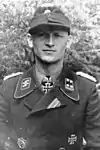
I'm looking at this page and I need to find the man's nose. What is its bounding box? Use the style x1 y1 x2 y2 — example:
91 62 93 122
45 34 54 48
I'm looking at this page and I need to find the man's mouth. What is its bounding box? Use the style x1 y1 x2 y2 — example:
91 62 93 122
43 49 56 52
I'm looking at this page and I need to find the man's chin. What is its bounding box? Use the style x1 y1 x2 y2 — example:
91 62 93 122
41 59 55 64
35 56 60 64
40 58 58 64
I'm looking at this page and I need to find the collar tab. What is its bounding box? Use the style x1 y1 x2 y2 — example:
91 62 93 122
57 67 80 101
14 68 36 99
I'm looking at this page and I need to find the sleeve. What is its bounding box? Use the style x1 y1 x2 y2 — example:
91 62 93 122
84 83 100 150
0 84 20 150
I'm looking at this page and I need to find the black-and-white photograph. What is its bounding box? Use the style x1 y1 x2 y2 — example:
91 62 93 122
0 0 100 150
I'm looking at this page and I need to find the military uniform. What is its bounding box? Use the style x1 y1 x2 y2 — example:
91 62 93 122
0 3 100 150
0 65 100 150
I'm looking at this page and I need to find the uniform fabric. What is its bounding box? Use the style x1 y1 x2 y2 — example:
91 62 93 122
0 65 100 150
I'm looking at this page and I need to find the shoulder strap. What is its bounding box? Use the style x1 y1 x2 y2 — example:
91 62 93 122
76 71 97 82
4 72 23 81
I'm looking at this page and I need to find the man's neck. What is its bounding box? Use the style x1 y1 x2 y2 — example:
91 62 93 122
35 59 63 76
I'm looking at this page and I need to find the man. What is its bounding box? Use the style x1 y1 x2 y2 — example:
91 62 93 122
0 4 100 150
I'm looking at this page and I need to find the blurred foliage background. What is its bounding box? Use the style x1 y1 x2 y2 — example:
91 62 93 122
0 0 100 81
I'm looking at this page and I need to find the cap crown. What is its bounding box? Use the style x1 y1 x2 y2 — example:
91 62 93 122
29 6 71 35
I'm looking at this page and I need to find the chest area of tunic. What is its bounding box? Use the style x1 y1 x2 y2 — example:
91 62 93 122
11 87 85 133
9 87 86 150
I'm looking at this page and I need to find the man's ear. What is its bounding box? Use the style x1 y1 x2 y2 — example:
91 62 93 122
27 33 33 48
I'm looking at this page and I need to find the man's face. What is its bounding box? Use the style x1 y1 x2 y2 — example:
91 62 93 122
32 26 69 63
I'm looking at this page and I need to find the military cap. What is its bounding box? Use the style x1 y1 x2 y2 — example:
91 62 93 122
29 5 71 35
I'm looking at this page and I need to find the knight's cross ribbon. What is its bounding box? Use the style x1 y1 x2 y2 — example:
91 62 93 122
41 76 53 94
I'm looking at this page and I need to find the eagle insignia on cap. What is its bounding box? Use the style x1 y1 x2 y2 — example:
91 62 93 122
44 9 52 18
44 9 51 14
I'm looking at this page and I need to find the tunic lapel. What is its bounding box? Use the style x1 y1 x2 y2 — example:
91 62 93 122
27 87 67 117
14 64 80 118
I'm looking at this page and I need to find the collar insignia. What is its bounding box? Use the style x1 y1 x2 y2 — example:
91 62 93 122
68 134 77 145
65 78 74 91
21 78 31 91
57 66 80 101
47 98 61 109
14 67 36 99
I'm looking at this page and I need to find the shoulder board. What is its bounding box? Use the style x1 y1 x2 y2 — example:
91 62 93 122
76 71 97 82
4 72 23 81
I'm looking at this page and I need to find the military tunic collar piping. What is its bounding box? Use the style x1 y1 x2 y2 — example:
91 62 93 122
14 64 80 102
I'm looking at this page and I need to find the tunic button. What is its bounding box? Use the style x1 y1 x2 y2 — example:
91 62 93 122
59 147 66 150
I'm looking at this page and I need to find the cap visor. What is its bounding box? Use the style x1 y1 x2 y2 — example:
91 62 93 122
29 24 70 35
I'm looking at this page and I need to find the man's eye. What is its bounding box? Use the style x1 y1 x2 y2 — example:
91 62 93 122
38 32 44 36
54 33 63 37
